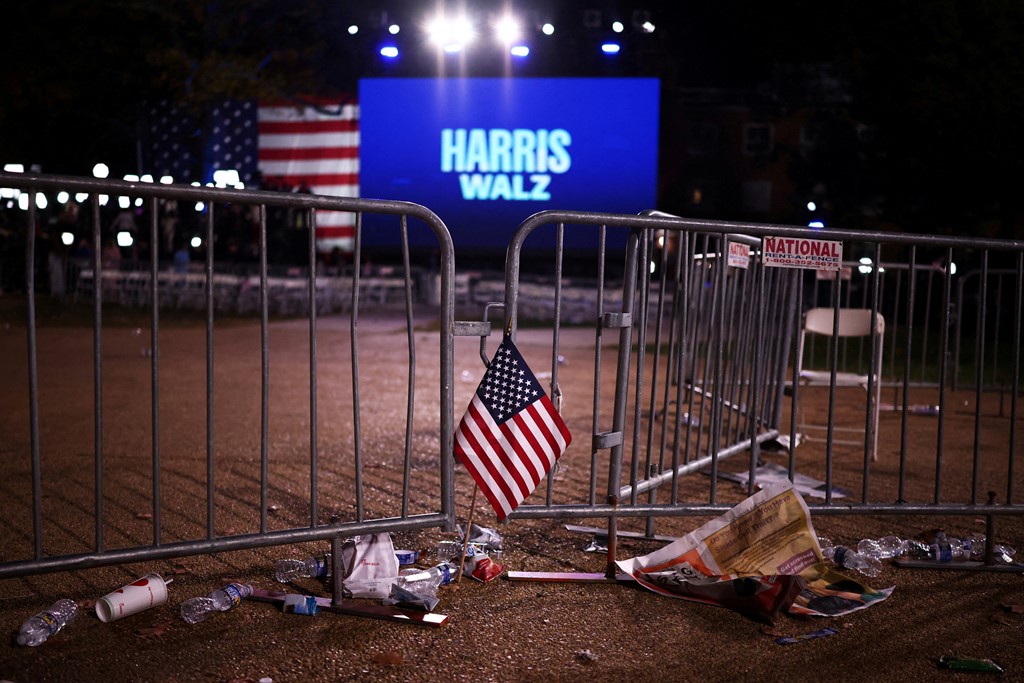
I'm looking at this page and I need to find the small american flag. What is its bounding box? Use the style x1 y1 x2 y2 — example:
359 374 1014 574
454 335 572 521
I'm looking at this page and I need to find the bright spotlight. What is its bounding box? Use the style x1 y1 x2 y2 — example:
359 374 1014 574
601 42 621 54
75 193 88 202
510 45 530 57
858 257 873 274
123 174 139 182
495 16 520 43
159 176 173 184
213 169 241 188
93 163 109 179
541 23 554 35
195 201 205 212
17 195 29 210
134 198 143 207
428 15 474 52
118 196 130 209
3 163 24 173
61 232 75 246
808 220 825 229
57 191 69 204
35 193 48 210
612 21 624 33
190 236 202 248
641 21 655 33
99 195 109 206
388 24 400 35
347 24 358 35
807 201 817 211
116 231 133 248
380 45 399 58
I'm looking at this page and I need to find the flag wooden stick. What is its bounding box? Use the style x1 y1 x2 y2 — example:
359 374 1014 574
455 485 479 584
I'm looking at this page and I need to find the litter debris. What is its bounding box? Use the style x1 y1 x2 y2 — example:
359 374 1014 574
339 534 399 599
383 584 439 613
394 549 419 566
583 535 608 553
460 548 505 583
282 594 320 616
180 583 252 625
576 649 598 663
457 523 504 555
938 655 1004 673
617 481 894 620
96 573 172 623
774 627 840 645
274 554 330 583
16 599 78 646
713 462 850 500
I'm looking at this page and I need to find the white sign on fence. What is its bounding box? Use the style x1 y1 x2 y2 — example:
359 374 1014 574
762 236 842 271
727 242 751 269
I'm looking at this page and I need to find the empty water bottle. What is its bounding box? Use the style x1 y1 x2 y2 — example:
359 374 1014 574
180 583 253 625
857 536 906 560
928 531 971 562
17 599 78 646
395 562 457 598
819 537 882 577
274 554 331 583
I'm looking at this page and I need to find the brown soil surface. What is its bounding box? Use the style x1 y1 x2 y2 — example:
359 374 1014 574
1 300 1023 683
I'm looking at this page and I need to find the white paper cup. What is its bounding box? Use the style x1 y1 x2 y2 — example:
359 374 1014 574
95 573 170 623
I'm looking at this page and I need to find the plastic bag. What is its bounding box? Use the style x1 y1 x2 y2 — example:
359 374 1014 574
339 533 399 599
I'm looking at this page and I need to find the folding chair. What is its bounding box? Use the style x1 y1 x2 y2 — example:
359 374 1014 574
795 307 885 461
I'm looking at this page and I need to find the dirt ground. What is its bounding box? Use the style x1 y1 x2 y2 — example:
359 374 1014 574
1 299 1023 683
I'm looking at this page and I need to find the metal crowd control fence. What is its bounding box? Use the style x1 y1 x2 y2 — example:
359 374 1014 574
0 172 456 591
490 210 1024 575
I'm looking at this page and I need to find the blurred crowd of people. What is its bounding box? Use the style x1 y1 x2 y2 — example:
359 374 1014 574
0 184 336 297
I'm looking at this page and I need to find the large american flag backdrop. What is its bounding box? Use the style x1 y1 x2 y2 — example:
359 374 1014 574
146 98 359 253
454 335 572 521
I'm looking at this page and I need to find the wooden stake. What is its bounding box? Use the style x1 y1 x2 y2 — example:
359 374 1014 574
455 485 479 584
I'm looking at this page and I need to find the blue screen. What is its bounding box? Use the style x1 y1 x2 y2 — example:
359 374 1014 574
358 78 660 250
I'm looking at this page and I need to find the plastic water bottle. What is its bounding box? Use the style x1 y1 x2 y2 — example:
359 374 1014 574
274 554 331 583
395 562 457 597
818 538 882 577
180 583 253 625
17 599 78 646
928 531 971 562
857 536 906 559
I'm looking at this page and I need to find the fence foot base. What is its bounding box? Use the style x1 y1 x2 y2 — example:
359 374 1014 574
505 571 631 583
250 588 448 626
892 559 1024 573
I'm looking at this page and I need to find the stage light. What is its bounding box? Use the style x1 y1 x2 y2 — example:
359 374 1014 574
510 45 529 57
92 163 109 178
190 236 202 248
807 201 817 211
57 191 69 204
75 193 88 202
858 257 873 274
347 24 358 35
116 231 133 247
34 192 48 210
541 23 554 35
427 15 474 52
62 232 74 246
601 42 621 54
494 16 520 43
808 220 825 229
118 196 130 209
160 176 173 184
641 21 655 33
380 45 399 58
123 174 139 182
140 174 153 183
388 24 400 35
3 163 24 173
213 169 241 188
612 21 624 33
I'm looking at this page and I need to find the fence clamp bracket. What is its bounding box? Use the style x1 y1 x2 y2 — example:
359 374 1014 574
602 312 631 329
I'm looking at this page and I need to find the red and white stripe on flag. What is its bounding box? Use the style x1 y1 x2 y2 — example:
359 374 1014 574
454 337 572 521
257 102 359 253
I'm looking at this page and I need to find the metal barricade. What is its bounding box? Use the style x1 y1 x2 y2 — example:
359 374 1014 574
486 210 1024 568
0 172 456 582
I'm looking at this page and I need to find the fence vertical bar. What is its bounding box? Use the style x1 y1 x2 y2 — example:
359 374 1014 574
92 194 105 551
934 248 954 503
400 215 415 517
308 208 320 526
25 194 42 559
149 196 162 545
205 203 216 539
1008 253 1022 505
351 212 364 522
259 204 270 532
970 251 989 504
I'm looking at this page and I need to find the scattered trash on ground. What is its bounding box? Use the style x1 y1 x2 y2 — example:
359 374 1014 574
16 598 78 646
96 573 172 623
938 655 1004 673
774 627 840 645
274 554 330 583
576 649 598 663
616 481 894 621
180 583 252 625
282 594 319 616
713 461 850 500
